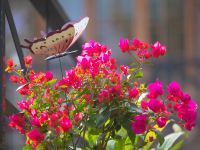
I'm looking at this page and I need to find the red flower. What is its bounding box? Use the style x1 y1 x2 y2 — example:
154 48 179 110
45 71 53 81
17 100 29 111
6 58 16 72
60 117 72 132
39 112 49 124
128 88 139 99
74 112 83 122
7 58 14 68
10 75 18 83
152 41 166 58
118 38 129 53
30 117 41 127
24 55 32 68
27 129 44 145
120 65 129 76
9 114 26 134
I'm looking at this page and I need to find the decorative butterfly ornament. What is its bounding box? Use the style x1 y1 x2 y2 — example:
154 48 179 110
21 17 89 60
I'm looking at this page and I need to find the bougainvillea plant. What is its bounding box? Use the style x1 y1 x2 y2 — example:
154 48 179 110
6 38 198 150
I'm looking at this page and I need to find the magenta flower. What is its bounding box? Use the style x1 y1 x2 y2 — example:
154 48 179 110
39 112 48 124
120 65 129 76
148 99 165 113
60 117 72 132
152 41 166 58
156 117 167 128
128 88 139 100
27 129 44 143
148 80 164 98
118 38 129 53
17 100 29 111
167 82 181 96
98 90 110 103
74 112 83 122
45 71 53 81
132 38 141 48
132 115 147 134
30 117 41 127
9 114 26 134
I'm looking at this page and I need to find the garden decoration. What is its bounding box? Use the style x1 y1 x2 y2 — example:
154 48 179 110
20 17 89 60
6 24 198 150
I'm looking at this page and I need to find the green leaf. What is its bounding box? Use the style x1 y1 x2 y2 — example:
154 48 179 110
45 79 57 86
96 112 110 128
157 132 184 150
36 143 45 150
171 140 184 150
128 68 138 73
107 140 116 150
143 61 153 65
155 131 165 146
135 72 143 78
22 145 33 150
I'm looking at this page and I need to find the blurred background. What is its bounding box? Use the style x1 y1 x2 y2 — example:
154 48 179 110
1 0 200 149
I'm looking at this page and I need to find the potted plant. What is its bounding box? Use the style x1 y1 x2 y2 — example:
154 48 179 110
6 38 198 150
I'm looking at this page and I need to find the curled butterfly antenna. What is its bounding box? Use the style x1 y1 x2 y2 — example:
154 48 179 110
40 30 47 38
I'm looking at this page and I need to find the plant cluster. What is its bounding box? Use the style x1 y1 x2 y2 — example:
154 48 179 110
6 38 198 150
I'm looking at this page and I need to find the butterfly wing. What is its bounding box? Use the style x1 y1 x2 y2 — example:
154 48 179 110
30 25 75 56
44 17 89 60
21 17 89 59
67 17 89 49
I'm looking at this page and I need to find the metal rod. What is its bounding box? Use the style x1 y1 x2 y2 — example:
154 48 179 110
4 0 26 72
0 0 5 148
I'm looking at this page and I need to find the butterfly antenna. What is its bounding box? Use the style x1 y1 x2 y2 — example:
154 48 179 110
24 39 32 44
20 44 29 49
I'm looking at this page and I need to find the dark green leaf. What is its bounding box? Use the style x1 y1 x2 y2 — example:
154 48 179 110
96 112 110 128
155 131 165 146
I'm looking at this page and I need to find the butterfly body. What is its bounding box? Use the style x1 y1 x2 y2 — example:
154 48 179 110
21 17 89 60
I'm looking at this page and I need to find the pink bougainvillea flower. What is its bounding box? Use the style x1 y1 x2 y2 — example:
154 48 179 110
156 117 168 128
152 41 166 58
118 38 129 53
167 81 181 96
17 100 29 111
98 90 110 103
148 99 165 113
30 117 41 127
39 112 49 124
45 71 53 81
74 112 83 122
132 115 147 134
9 114 26 134
128 87 139 100
132 38 141 49
148 80 164 98
60 117 72 132
120 65 129 76
27 129 44 145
